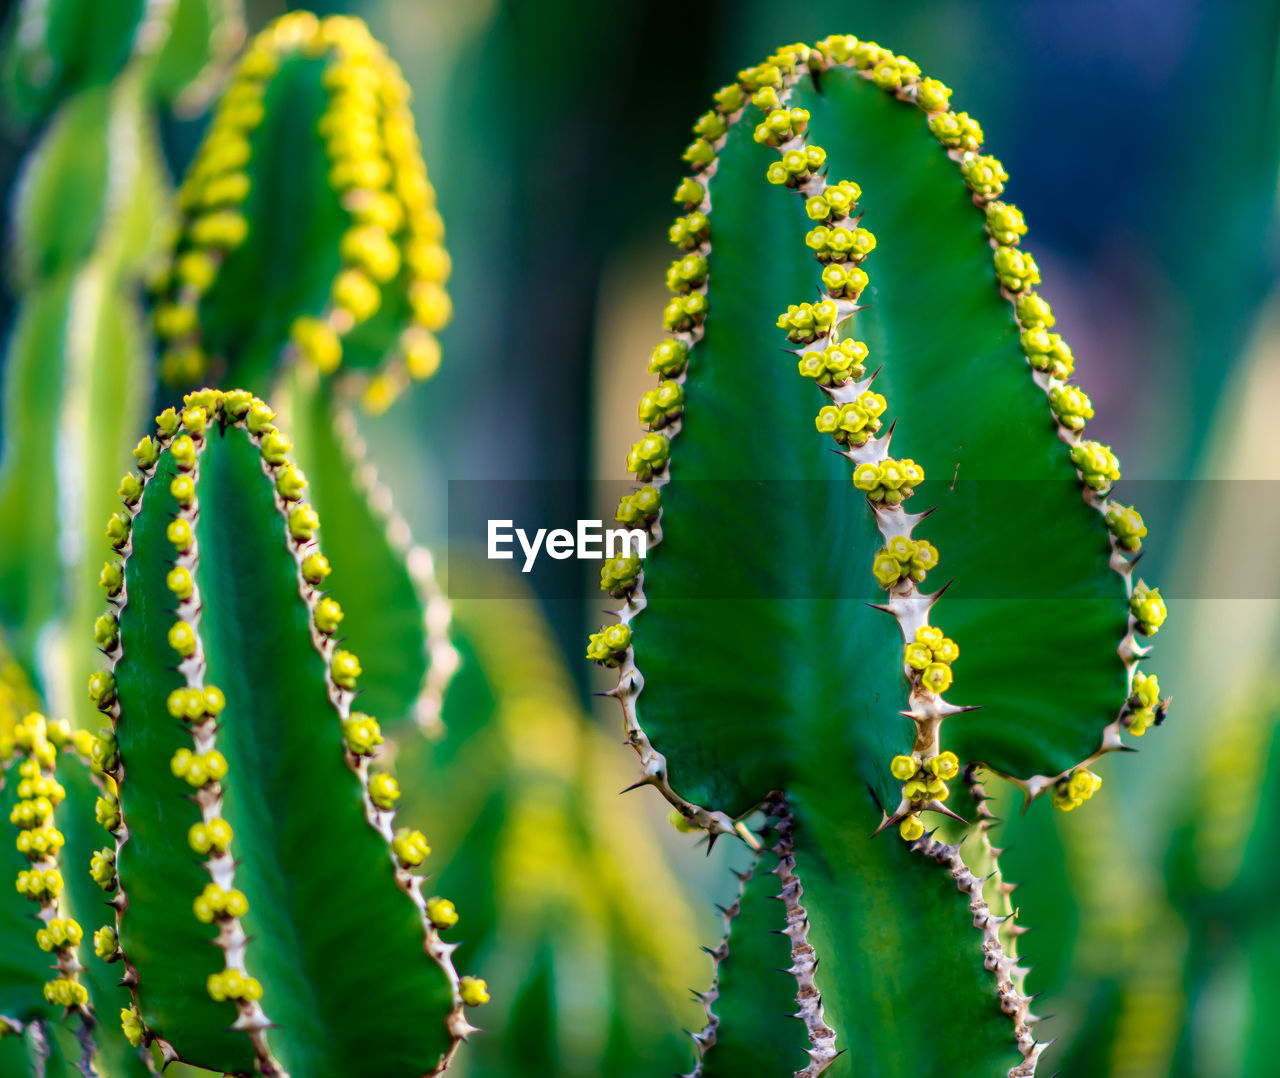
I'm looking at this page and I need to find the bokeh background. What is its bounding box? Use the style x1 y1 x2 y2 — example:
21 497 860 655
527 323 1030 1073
3 0 1280 1074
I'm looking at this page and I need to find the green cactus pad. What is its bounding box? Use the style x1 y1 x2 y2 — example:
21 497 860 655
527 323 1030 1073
96 390 469 1076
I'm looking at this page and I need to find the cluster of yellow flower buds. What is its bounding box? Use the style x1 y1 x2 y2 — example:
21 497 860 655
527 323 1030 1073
193 882 251 924
851 458 925 504
904 626 959 695
872 536 940 588
207 968 264 1003
1053 767 1102 812
586 623 631 668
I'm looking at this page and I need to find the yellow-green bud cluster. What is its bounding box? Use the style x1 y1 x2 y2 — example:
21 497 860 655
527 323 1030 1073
169 747 230 788
814 390 887 447
777 300 839 345
797 340 868 386
43 978 88 1008
1053 767 1102 812
752 106 810 147
426 895 458 928
1104 503 1147 552
638 381 684 429
193 882 250 924
805 180 862 221
616 488 661 528
90 847 116 891
600 555 643 599
393 827 430 867
166 684 227 722
120 1006 145 1047
342 712 384 756
872 536 939 588
851 458 924 504
904 626 959 695
94 925 119 961
1048 383 1094 431
95 792 121 832
890 750 960 810
1125 671 1162 736
459 975 490 1007
586 624 631 667
1021 326 1075 379
16 867 63 896
1130 581 1167 635
35 917 82 953
207 968 264 1002
649 339 689 377
1069 440 1122 493
805 224 876 264
626 433 671 481
188 818 234 855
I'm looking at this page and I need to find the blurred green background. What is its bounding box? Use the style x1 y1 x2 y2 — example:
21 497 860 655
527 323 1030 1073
3 0 1280 1074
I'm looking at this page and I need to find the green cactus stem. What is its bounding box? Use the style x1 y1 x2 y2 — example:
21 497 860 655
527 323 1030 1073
589 36 1166 1075
89 389 479 1076
1 0 242 124
151 12 450 411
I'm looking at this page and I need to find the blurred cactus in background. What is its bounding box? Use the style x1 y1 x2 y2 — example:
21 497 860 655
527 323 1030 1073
1 1 1278 1075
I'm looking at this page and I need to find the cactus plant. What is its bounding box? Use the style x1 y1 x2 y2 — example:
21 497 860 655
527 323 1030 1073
588 36 1166 1075
1 705 152 1076
0 0 240 734
150 12 450 411
88 388 482 1075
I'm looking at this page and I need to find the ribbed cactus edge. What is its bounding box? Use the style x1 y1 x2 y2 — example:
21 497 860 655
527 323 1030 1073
89 389 477 1074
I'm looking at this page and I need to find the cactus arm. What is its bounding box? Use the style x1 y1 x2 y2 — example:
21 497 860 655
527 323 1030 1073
0 0 239 124
274 367 458 733
590 37 1165 1076
153 13 450 411
0 11 228 718
0 279 77 680
146 0 244 112
11 88 112 283
97 392 470 1077
0 0 146 122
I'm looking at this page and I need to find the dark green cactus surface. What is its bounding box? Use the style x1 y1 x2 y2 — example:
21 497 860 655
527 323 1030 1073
88 390 484 1077
589 36 1168 1077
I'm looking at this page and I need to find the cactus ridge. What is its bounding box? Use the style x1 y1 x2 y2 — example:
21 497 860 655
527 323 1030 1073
152 12 451 411
766 800 837 1077
331 406 459 737
90 388 474 1075
910 829 1043 1076
685 847 761 1076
